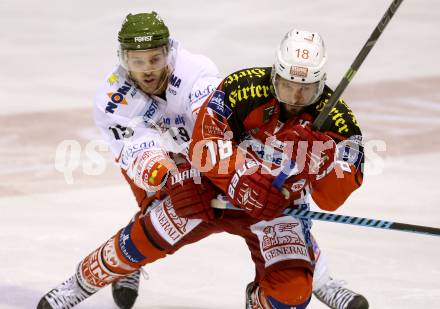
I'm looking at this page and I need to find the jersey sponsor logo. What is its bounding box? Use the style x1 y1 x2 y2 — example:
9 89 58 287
207 90 232 119
243 135 287 167
169 74 181 88
228 83 271 107
120 140 157 169
143 99 159 120
150 197 201 245
118 222 146 264
174 114 186 126
262 222 305 250
189 84 216 104
201 113 227 139
250 217 311 267
224 68 267 86
105 81 132 113
315 94 360 134
124 140 157 157
107 92 127 105
162 115 189 137
134 35 152 42
130 86 138 97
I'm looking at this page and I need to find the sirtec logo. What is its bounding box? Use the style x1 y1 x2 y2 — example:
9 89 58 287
134 36 152 42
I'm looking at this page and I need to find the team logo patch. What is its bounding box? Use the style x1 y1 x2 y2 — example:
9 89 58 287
149 197 202 245
250 217 311 267
337 135 364 170
207 90 232 119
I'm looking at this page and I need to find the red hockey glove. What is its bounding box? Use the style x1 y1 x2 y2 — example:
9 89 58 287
227 160 291 220
274 124 336 181
165 162 216 221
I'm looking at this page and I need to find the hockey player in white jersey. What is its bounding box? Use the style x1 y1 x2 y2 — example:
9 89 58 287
93 11 221 309
37 12 368 309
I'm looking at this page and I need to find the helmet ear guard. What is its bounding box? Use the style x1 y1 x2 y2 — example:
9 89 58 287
272 29 327 106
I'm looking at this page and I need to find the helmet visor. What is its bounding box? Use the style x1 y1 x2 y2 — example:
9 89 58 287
119 46 170 73
273 74 320 107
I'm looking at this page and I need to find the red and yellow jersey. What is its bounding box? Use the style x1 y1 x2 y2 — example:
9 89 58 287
189 67 364 211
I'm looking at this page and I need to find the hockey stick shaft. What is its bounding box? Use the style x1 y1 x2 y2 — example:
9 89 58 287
312 0 404 131
211 199 440 237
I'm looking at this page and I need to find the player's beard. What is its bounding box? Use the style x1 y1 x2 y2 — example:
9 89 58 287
280 102 305 120
130 66 170 96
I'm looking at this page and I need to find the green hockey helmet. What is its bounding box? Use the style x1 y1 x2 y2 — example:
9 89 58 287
118 12 170 50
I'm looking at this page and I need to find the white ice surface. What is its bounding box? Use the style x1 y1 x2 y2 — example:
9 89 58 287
1 1 440 308
1 0 440 115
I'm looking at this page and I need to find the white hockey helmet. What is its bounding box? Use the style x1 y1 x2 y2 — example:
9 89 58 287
272 29 327 108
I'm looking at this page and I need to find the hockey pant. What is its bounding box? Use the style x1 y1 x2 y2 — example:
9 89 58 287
76 196 315 306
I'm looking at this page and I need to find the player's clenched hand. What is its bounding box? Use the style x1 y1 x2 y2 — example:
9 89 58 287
275 123 336 181
165 162 216 221
227 160 291 220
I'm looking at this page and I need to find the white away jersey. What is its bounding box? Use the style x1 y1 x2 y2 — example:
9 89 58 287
93 40 221 162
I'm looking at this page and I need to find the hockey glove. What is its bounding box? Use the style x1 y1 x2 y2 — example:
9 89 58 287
274 124 336 182
227 160 291 220
165 162 217 221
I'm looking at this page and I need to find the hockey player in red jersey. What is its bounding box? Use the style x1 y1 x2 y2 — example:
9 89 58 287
37 13 368 309
188 29 368 308
98 14 369 309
